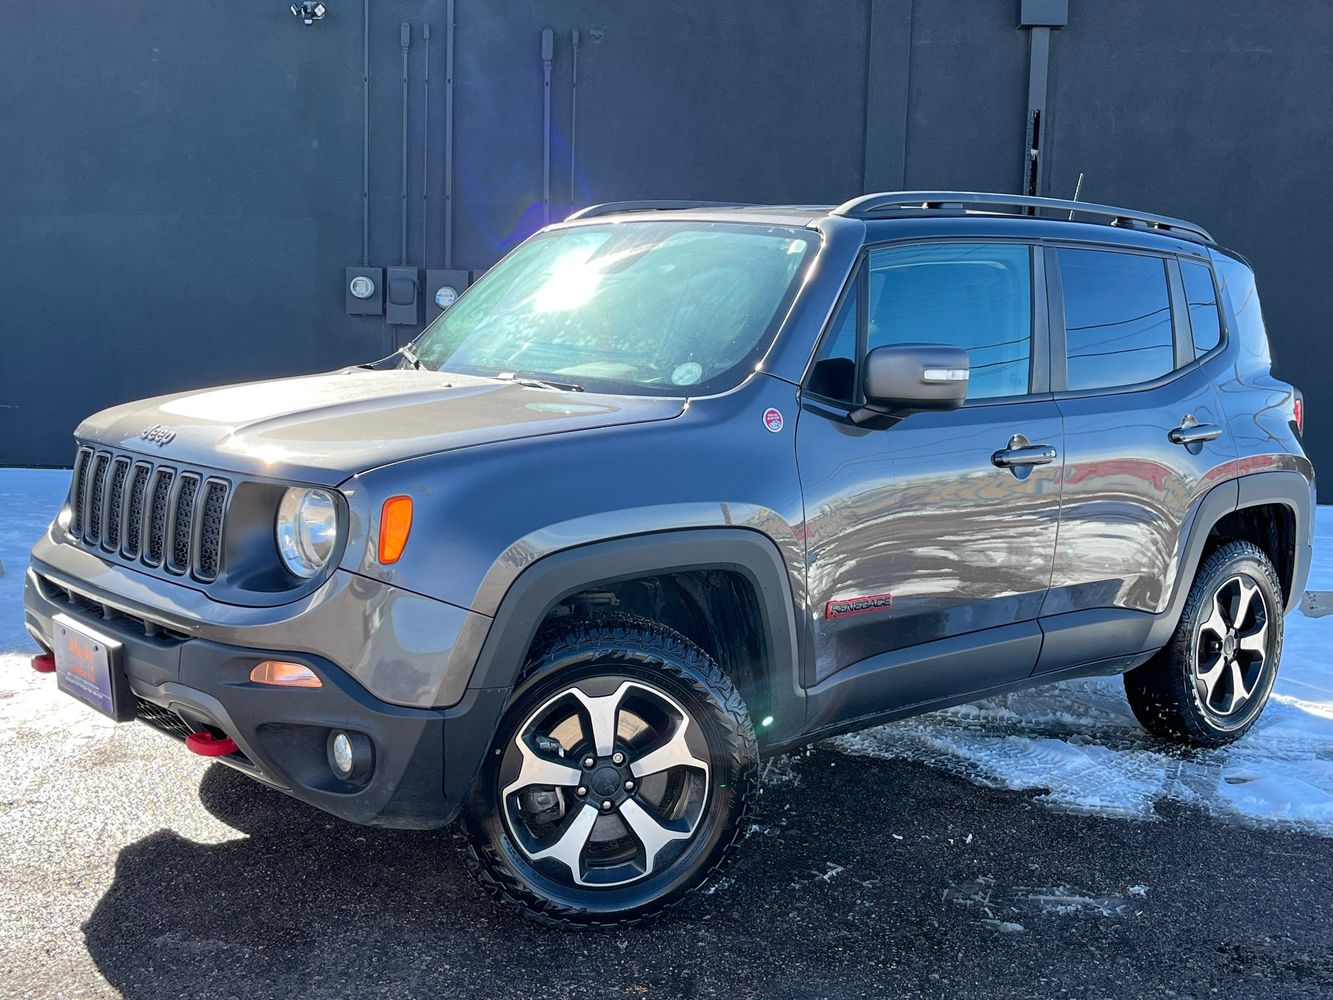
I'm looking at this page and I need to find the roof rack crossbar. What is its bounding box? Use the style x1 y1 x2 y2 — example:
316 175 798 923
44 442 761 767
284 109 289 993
566 200 753 221
832 191 1214 243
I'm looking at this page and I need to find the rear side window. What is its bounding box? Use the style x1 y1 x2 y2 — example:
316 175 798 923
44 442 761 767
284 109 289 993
866 243 1032 400
1180 260 1222 357
1058 248 1173 391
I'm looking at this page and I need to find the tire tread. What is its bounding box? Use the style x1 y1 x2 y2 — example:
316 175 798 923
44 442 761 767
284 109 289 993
458 612 758 929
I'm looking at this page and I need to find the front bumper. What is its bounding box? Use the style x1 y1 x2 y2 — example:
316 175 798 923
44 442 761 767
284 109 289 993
23 558 506 829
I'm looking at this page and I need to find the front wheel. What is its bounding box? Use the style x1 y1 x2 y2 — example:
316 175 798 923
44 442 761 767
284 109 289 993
460 614 758 927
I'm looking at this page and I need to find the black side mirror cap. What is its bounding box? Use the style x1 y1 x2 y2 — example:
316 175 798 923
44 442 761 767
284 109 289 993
851 343 969 425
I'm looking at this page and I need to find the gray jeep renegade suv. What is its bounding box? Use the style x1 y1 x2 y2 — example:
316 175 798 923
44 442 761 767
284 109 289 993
24 192 1314 926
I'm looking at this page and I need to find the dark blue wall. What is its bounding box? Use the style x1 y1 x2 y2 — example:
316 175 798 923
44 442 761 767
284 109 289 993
1 1 1329 494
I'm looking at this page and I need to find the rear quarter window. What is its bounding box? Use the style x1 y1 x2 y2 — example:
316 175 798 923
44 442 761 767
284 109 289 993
1180 260 1223 358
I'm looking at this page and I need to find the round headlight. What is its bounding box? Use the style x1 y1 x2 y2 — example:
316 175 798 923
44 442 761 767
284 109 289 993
276 487 339 578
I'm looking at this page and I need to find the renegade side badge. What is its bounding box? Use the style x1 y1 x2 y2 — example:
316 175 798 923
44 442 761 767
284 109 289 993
825 593 893 620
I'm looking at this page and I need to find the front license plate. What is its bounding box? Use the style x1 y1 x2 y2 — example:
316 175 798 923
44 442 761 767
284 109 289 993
53 614 123 719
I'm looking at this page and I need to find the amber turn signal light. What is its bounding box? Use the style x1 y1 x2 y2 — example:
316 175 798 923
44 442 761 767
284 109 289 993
250 660 322 688
378 495 413 564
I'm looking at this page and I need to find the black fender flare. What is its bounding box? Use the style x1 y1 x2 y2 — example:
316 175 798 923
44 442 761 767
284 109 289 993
441 528 805 812
1145 470 1314 650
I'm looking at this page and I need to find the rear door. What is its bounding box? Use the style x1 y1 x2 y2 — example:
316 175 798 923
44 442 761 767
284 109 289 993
796 241 1063 717
1039 245 1237 672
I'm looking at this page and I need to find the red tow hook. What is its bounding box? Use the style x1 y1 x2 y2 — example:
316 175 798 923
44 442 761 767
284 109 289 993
185 731 239 757
32 653 56 674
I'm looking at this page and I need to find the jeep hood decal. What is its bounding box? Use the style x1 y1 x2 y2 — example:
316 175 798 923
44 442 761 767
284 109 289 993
75 368 685 485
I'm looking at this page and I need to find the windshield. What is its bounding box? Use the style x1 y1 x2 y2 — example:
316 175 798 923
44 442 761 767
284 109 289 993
410 221 817 395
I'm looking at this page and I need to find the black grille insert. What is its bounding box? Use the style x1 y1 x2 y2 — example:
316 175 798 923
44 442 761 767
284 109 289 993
145 469 175 567
198 481 228 581
103 457 130 551
168 474 200 574
86 453 109 542
67 446 230 582
124 463 151 557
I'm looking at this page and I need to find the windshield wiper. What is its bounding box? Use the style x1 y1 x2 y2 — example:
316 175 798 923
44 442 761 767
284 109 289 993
494 371 584 393
399 345 423 370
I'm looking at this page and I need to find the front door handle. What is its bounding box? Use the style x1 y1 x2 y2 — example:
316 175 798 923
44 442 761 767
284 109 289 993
1168 422 1222 445
991 434 1058 469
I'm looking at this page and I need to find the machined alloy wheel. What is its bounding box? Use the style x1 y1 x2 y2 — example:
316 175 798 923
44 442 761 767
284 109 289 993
1191 574 1269 718
501 678 712 888
1125 540 1283 747
461 614 757 927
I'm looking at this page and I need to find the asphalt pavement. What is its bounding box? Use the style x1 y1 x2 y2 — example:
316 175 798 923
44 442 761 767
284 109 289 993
1 665 1330 1000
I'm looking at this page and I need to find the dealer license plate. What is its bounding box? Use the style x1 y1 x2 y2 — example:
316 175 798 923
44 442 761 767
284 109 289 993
53 613 123 719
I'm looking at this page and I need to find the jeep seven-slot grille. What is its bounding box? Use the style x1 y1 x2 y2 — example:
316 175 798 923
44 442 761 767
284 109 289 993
69 446 229 582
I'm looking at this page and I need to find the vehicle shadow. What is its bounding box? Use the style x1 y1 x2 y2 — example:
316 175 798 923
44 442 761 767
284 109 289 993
81 750 1333 1000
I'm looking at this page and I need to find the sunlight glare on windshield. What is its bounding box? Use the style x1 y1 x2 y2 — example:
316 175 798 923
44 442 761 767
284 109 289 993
534 244 605 313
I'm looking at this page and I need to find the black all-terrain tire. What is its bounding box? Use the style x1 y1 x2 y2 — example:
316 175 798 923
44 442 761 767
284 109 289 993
1124 540 1284 747
459 613 758 928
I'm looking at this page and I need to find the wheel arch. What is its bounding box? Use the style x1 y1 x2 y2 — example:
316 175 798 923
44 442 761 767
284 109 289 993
442 528 806 812
1148 470 1314 650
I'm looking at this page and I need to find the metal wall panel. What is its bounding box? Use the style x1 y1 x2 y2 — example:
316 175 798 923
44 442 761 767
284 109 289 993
0 0 1327 495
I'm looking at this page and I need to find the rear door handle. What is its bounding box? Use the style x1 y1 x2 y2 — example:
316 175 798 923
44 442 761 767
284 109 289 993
991 443 1058 468
1168 422 1222 445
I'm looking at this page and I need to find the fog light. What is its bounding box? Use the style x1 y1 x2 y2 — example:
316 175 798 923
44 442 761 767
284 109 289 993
328 730 373 783
331 733 354 774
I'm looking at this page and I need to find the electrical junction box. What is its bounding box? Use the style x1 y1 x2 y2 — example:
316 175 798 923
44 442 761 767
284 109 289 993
425 269 472 321
345 266 384 316
1019 0 1068 27
385 266 421 326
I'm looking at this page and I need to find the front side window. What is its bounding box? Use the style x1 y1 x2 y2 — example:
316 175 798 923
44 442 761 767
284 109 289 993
1180 259 1222 357
410 221 816 396
1058 248 1174 391
866 243 1033 400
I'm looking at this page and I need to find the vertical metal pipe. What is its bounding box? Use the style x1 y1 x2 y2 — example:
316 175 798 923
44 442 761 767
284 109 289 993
400 23 411 266
1022 25 1051 202
422 23 431 267
541 28 553 226
570 28 580 210
443 0 456 270
361 0 370 265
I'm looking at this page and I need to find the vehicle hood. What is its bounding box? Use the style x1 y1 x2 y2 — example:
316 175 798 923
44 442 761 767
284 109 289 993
75 368 686 485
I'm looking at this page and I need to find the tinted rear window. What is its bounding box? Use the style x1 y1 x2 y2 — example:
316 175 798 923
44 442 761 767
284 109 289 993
1058 248 1173 391
1180 260 1222 357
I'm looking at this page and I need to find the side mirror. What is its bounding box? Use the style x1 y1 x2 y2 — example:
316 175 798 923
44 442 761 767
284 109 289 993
854 343 969 424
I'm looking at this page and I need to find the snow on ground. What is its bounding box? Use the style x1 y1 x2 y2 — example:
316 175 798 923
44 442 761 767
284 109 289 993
2 467 1332 832
0 469 68 652
836 507 1333 835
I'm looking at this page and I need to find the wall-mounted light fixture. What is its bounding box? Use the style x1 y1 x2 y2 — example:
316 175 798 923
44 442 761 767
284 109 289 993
291 2 327 25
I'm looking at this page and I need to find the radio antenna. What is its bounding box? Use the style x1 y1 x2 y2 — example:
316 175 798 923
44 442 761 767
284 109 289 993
1067 172 1084 220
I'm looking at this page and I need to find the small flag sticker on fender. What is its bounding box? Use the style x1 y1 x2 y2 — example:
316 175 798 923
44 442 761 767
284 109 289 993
825 593 893 620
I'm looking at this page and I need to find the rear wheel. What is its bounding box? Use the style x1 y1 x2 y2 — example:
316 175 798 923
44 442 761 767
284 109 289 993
460 614 757 927
1124 540 1283 747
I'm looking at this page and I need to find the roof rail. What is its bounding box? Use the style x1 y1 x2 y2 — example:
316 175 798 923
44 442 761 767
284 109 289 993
566 200 753 221
831 191 1214 244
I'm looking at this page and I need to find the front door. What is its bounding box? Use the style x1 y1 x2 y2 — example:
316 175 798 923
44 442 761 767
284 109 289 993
796 241 1062 719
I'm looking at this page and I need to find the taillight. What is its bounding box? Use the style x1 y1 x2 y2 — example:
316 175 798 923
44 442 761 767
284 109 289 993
1293 396 1304 434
